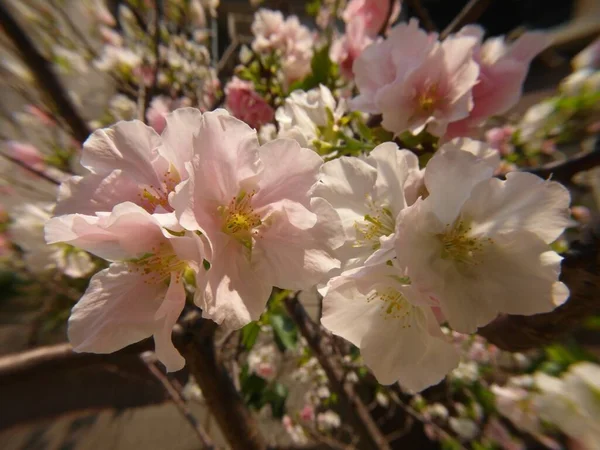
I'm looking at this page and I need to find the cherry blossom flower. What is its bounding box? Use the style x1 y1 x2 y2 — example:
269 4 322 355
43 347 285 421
342 0 401 37
45 202 205 371
535 363 600 450
330 19 373 79
5 141 46 171
56 108 203 216
447 28 550 137
393 142 571 333
321 259 459 391
275 85 345 150
172 111 342 329
352 19 480 136
224 77 275 129
313 142 420 269
146 96 193 134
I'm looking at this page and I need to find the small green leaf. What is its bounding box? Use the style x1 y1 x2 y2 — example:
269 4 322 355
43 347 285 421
271 312 298 351
240 322 261 351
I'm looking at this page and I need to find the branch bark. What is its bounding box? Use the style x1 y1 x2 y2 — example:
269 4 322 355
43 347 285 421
0 1 91 144
440 0 492 39
405 0 437 32
284 296 391 450
480 221 600 351
523 147 600 183
178 313 269 450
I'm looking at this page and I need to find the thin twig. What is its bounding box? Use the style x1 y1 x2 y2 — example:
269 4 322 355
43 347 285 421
0 1 91 144
141 353 215 449
377 0 397 36
523 147 600 183
0 152 61 185
440 0 492 39
406 0 437 32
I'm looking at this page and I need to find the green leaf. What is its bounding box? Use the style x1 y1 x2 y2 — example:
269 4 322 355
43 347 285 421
270 312 298 351
263 382 289 418
240 322 261 351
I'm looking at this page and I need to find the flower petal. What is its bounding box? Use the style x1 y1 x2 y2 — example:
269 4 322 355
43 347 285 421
153 272 186 372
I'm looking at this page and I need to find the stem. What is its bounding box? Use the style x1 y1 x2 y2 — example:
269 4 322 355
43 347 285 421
406 0 437 32
440 0 492 39
523 147 600 183
0 1 91 144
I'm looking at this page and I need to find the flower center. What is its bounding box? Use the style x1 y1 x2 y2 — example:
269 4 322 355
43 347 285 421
368 287 415 324
416 83 441 116
128 242 187 284
138 167 181 212
354 198 394 250
219 190 262 250
438 220 491 265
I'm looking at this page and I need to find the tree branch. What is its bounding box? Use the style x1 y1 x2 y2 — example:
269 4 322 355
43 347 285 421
523 147 600 183
405 0 437 32
0 1 91 144
440 0 492 39
284 296 392 450
480 221 600 351
178 312 269 450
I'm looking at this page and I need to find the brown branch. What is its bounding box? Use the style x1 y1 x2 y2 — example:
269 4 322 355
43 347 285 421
0 1 91 144
142 353 215 449
0 152 61 185
406 0 437 32
479 221 600 351
377 0 398 37
523 147 600 183
144 0 163 120
284 296 392 450
440 0 492 39
178 312 269 450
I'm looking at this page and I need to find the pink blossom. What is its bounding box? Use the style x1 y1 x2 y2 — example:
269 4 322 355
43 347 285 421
330 19 374 79
55 108 203 216
45 203 205 371
447 28 550 137
300 404 315 421
146 96 193 134
351 19 480 137
342 0 401 37
24 105 55 126
5 141 45 170
172 111 342 329
485 126 515 156
225 77 274 129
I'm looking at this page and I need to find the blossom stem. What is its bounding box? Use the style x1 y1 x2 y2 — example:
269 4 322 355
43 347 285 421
440 0 492 40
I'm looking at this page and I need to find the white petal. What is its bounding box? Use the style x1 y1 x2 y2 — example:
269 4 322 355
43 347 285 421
68 264 165 354
464 172 571 244
159 107 205 179
153 272 186 372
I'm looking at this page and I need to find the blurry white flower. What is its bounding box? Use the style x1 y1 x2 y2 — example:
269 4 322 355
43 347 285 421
317 410 341 430
449 417 479 440
451 361 479 383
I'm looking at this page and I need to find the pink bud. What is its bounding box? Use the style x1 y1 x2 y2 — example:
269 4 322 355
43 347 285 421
6 141 45 170
224 77 274 129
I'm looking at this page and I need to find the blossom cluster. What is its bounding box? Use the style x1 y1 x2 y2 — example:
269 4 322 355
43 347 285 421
44 106 570 390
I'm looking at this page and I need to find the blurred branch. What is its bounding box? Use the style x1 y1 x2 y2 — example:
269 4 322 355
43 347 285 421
480 220 600 351
440 0 492 39
406 0 437 32
179 312 269 450
523 146 600 183
142 352 215 449
143 0 163 120
0 152 61 185
284 295 392 450
0 1 91 144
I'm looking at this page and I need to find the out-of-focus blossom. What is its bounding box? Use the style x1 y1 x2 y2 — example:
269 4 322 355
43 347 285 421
483 418 525 450
342 0 401 37
108 94 138 121
91 0 116 26
300 404 315 421
248 343 280 381
492 384 542 436
573 36 600 70
275 85 345 151
517 100 557 148
394 143 570 333
316 410 341 430
5 141 45 171
9 203 94 278
447 29 550 137
450 361 479 383
251 9 314 85
23 105 55 127
571 205 592 225
535 363 600 450
485 126 515 156
352 20 479 137
330 19 374 79
224 77 274 129
146 96 193 134
189 0 207 28
560 69 600 96
172 111 342 329
53 47 89 75
282 416 309 444
95 45 142 73
449 417 479 440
